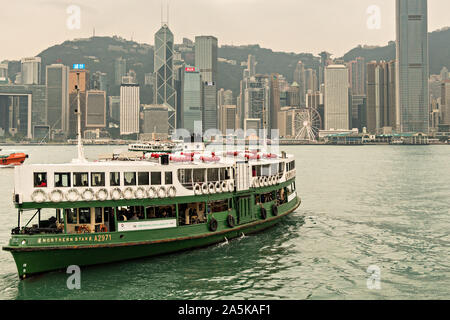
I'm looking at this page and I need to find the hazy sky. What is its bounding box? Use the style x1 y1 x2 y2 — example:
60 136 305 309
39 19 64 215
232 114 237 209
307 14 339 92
1 0 449 60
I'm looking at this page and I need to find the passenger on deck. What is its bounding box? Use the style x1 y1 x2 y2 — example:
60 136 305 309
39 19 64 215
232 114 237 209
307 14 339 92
130 213 139 221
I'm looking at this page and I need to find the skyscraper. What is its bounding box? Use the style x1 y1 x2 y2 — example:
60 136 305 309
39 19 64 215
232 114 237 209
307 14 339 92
247 55 256 77
441 80 450 125
115 57 127 86
154 24 177 132
85 90 106 129
120 81 140 136
21 57 41 85
195 36 218 83
0 63 9 84
202 82 217 132
182 66 202 133
46 64 69 134
293 61 306 107
396 0 429 133
324 65 349 130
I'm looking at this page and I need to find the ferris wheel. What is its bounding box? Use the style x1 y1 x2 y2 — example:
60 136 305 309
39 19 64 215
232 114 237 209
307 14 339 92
294 108 322 142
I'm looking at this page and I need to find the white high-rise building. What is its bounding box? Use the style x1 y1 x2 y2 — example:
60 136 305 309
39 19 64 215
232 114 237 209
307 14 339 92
21 57 41 85
396 0 429 133
120 83 140 135
324 65 349 130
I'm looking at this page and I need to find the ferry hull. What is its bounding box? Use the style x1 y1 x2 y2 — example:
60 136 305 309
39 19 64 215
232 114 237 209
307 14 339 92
5 198 301 279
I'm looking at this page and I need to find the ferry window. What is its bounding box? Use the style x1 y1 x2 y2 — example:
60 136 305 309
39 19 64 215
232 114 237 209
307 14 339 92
95 208 103 223
124 172 136 186
110 172 120 186
220 168 230 180
209 200 230 213
65 209 77 224
151 172 162 185
146 205 175 219
73 173 88 187
279 162 284 173
165 172 173 185
138 172 149 185
55 173 71 188
178 169 192 185
271 163 278 175
33 172 47 188
193 169 205 183
91 173 105 187
178 203 207 226
207 168 219 182
261 165 270 177
79 208 91 224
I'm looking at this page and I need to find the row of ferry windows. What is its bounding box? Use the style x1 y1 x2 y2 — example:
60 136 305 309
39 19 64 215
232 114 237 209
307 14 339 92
252 163 284 177
286 161 295 171
177 168 232 185
33 172 173 188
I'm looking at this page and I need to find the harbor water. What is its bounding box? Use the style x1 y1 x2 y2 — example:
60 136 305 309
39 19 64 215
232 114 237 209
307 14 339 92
0 145 449 300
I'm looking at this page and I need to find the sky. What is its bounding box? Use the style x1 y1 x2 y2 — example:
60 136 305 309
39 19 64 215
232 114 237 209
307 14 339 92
1 0 449 60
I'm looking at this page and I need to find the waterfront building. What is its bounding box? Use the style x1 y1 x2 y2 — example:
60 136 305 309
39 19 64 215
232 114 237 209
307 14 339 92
441 80 450 125
350 94 367 131
182 66 202 133
305 68 318 93
396 0 429 133
21 57 41 85
324 65 350 130
195 36 218 83
202 81 217 132
293 61 306 107
85 90 106 129
142 104 169 140
270 74 281 130
218 89 233 108
115 57 127 86
0 84 46 139
243 75 270 133
277 108 296 138
440 67 449 81
68 69 90 138
109 96 120 123
91 71 108 92
120 82 140 135
0 63 9 84
247 55 256 77
154 24 177 132
219 105 237 133
46 64 69 135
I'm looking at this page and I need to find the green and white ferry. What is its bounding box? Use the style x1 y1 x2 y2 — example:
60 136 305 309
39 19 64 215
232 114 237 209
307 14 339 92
3 140 300 279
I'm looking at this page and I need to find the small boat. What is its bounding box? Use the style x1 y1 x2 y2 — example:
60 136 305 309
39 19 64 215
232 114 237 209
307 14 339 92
0 151 29 167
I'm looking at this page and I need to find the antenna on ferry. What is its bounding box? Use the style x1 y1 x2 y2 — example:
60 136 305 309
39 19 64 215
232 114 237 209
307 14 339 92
73 71 87 163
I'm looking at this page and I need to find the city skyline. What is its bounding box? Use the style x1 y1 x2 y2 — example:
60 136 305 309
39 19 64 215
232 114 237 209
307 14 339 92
1 0 449 60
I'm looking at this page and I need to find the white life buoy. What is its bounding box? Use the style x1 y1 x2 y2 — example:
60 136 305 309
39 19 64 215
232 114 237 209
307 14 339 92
194 183 202 195
168 186 177 198
96 188 108 201
268 176 274 186
147 187 157 199
110 188 122 200
135 187 146 199
202 183 209 195
208 182 216 194
221 181 227 193
272 176 277 185
259 176 264 186
82 188 95 201
31 189 47 203
50 190 64 203
66 189 80 202
158 186 167 198
123 187 134 200
215 181 221 193
228 181 235 192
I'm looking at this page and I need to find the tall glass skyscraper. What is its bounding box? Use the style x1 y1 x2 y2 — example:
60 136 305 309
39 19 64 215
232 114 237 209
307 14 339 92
154 24 176 132
182 66 202 133
396 0 429 133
